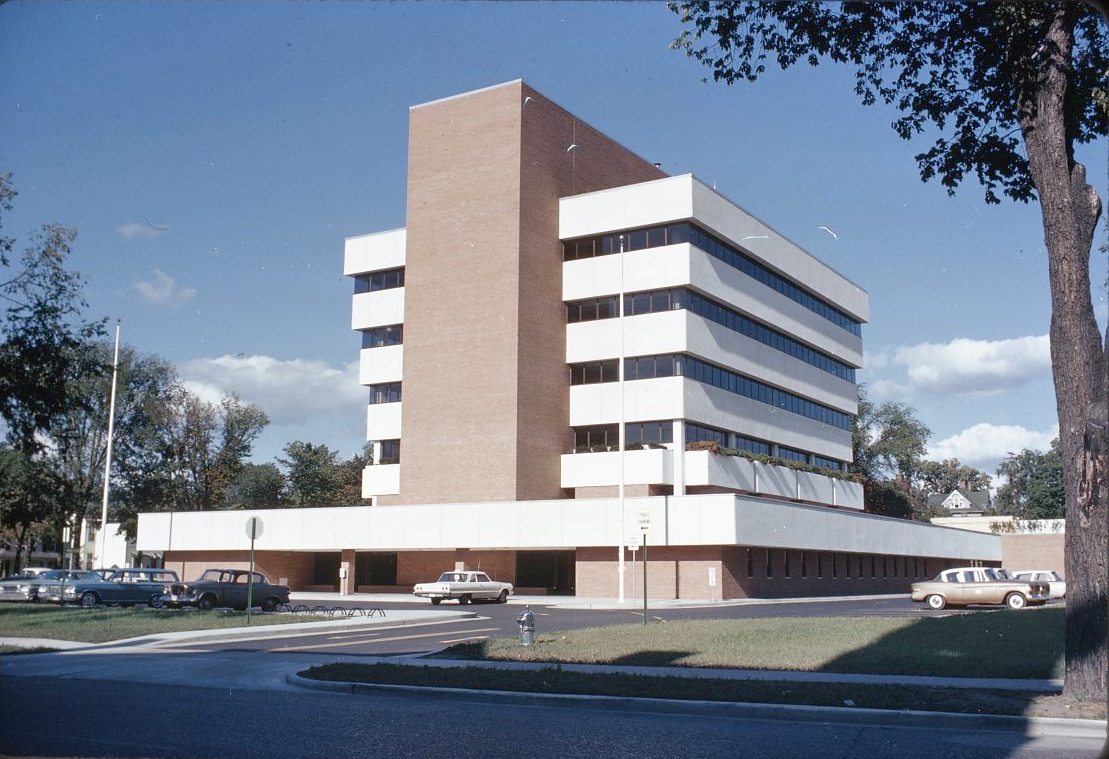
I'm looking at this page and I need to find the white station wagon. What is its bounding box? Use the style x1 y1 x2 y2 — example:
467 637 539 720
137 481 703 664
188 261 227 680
413 571 513 605
1011 570 1066 599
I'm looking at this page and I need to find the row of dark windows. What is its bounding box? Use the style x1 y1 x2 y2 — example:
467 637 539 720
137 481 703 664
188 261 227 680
647 353 853 430
776 446 809 464
573 421 845 470
566 287 857 382
563 222 862 337
565 295 619 323
747 549 930 580
812 455 843 470
686 423 771 456
368 382 401 405
361 324 403 349
353 267 405 294
685 423 844 468
573 421 674 451
569 353 852 430
569 359 618 386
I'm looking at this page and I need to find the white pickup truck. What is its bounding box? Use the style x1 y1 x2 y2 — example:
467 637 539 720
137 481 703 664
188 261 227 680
413 571 513 605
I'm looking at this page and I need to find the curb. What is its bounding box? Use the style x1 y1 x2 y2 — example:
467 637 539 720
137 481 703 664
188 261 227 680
284 671 1107 740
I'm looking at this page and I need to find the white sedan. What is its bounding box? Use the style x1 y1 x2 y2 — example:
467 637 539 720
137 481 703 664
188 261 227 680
413 571 512 605
1011 570 1066 599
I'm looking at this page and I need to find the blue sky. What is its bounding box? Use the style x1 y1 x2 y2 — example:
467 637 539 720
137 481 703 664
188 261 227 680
2 2 1105 481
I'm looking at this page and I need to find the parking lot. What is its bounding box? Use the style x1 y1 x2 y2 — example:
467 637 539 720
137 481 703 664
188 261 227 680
183 594 988 656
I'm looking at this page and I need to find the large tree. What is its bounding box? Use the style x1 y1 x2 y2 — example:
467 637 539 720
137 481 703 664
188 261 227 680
279 441 361 507
0 173 105 566
995 438 1066 521
161 390 269 511
917 458 993 500
671 1 1107 700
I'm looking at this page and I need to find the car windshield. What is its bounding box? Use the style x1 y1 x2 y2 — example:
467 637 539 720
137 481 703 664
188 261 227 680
197 569 225 582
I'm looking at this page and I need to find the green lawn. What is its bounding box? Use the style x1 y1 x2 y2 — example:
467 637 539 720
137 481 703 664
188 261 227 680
0 605 314 644
304 608 1083 719
438 607 1065 680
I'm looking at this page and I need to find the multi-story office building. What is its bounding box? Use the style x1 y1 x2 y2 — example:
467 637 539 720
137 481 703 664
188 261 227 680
138 81 997 598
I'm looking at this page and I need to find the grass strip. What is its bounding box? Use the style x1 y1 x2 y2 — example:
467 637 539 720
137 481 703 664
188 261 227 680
302 661 1099 719
0 605 317 643
437 609 1064 680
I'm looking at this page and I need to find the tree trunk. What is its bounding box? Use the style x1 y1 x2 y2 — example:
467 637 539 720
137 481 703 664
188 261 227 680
1017 5 1108 702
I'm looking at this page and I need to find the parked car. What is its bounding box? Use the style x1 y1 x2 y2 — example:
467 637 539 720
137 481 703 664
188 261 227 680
1011 570 1066 599
910 566 1050 610
162 569 290 612
0 569 100 603
49 568 181 608
413 571 513 605
36 568 114 603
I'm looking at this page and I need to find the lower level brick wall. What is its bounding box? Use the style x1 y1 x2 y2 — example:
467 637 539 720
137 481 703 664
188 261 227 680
1000 534 1065 576
163 551 314 589
165 545 997 599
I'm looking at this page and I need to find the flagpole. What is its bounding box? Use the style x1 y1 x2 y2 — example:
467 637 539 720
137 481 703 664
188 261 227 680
97 321 121 568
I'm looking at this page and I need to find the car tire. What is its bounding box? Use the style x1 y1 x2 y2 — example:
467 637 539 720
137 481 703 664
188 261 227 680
261 597 278 613
1005 593 1027 610
149 594 165 609
498 589 509 604
198 595 217 611
80 592 98 609
430 598 442 605
926 594 946 611
458 594 471 605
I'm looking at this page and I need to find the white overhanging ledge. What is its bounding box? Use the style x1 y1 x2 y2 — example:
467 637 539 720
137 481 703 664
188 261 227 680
136 493 1000 560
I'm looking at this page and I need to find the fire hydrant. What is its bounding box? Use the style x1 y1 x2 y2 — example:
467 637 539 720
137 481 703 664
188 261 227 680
516 605 535 646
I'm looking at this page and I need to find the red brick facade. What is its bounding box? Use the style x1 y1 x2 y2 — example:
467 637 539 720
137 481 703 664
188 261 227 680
166 545 993 600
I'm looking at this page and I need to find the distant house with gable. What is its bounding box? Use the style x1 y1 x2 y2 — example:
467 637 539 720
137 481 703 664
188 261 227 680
927 488 991 517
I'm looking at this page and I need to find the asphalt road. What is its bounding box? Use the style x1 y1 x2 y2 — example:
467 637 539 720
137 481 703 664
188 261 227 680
2 661 1100 754
193 596 986 656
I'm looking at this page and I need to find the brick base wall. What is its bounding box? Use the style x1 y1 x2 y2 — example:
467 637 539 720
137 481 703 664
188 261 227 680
163 551 314 589
1000 533 1065 576
165 546 995 599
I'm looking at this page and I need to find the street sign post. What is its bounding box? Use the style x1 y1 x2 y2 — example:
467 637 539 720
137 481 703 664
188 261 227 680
244 517 264 624
637 510 650 625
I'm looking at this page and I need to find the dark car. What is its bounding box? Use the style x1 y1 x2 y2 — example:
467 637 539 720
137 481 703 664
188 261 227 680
0 569 101 603
163 569 290 612
49 568 181 608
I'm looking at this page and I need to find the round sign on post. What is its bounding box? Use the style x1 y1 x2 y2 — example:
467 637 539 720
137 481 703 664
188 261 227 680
245 516 264 540
244 517 263 625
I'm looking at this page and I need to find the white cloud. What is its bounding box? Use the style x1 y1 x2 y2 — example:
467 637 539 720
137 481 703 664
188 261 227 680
178 355 364 426
117 220 168 239
132 269 197 305
927 422 1058 474
872 334 1050 397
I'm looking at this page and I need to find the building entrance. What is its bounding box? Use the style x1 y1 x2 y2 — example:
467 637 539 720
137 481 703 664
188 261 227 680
515 550 575 593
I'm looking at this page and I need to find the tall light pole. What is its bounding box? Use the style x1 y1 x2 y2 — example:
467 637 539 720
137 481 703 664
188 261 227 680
617 234 626 604
97 321 121 568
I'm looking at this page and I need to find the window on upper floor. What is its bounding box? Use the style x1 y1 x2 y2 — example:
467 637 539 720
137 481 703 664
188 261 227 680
566 295 619 323
379 440 400 465
354 267 405 294
573 424 619 452
569 360 619 385
625 421 673 446
361 324 403 349
368 382 401 405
